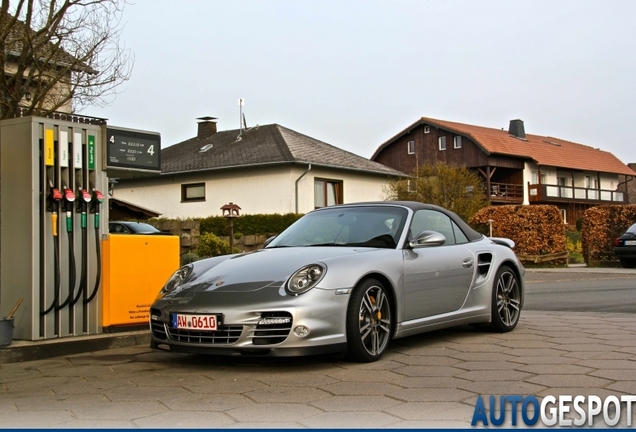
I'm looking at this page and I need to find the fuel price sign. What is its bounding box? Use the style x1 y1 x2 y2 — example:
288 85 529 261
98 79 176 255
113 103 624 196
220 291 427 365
105 126 161 172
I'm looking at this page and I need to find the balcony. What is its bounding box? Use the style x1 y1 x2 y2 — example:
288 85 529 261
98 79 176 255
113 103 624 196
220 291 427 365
528 184 625 203
488 182 524 203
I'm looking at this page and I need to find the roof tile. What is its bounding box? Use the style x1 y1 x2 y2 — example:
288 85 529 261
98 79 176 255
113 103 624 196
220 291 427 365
161 124 404 177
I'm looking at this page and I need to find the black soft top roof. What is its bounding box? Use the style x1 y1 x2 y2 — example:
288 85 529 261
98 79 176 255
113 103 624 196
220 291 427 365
319 201 484 242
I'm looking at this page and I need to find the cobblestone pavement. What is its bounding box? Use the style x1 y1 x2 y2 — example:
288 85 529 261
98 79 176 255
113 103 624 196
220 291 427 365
1 310 635 428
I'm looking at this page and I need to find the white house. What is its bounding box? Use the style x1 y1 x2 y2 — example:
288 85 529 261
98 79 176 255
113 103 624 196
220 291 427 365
112 118 404 218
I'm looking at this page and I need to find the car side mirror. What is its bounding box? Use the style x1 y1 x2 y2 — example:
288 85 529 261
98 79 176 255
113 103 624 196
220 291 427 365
264 235 277 247
408 230 446 248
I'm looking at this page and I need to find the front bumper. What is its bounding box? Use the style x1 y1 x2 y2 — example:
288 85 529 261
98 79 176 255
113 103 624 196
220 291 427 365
149 285 351 357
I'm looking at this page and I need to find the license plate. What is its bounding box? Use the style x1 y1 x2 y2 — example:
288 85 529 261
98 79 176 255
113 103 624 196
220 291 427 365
172 313 217 331
625 240 636 246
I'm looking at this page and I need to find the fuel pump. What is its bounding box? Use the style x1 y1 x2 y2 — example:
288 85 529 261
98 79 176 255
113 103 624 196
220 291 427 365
41 180 62 316
71 186 93 306
85 188 104 304
57 184 77 311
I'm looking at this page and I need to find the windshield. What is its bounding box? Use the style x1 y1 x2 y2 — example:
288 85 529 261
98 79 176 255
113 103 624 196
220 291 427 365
128 223 160 233
267 206 408 249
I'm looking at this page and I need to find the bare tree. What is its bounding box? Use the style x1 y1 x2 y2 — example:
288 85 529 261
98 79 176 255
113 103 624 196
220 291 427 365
385 162 488 221
0 0 133 119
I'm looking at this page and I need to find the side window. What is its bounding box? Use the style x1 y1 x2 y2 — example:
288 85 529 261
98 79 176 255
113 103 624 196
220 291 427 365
452 221 469 244
181 182 206 202
409 209 456 245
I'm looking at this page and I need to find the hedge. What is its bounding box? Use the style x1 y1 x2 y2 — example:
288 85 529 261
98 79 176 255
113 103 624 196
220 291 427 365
199 213 303 237
581 204 636 265
469 205 567 263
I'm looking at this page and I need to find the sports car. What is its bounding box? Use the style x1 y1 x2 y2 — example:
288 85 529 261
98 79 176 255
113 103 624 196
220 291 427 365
149 201 524 362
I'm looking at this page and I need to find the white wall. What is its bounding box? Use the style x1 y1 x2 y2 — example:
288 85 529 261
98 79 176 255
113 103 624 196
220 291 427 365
113 165 396 218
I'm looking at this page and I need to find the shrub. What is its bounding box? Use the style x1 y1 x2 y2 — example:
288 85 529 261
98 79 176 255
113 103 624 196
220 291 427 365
196 233 234 257
180 252 200 266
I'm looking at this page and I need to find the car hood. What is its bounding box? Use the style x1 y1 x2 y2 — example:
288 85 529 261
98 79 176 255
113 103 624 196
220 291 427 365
171 247 378 297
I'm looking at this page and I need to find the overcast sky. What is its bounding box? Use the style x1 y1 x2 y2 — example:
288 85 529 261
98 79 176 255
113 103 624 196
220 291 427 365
90 0 636 165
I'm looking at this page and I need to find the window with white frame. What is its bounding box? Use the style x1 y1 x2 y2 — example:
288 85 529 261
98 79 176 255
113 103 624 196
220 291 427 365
314 179 343 208
407 140 415 154
438 136 446 151
181 182 205 202
453 136 462 149
424 126 430 133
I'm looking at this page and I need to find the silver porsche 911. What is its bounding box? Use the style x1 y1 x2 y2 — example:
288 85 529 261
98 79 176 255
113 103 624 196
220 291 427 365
150 201 524 362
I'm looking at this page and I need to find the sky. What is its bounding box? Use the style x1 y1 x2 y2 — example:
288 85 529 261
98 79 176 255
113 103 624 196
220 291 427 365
89 0 636 165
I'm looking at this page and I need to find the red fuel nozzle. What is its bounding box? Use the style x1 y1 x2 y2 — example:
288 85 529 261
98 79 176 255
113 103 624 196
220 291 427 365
50 188 62 202
81 189 92 203
92 190 105 205
63 188 76 203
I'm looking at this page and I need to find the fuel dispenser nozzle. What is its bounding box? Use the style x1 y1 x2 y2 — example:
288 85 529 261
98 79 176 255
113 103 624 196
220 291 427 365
62 184 76 233
85 188 105 305
47 181 63 237
42 180 63 316
90 189 105 229
77 188 92 229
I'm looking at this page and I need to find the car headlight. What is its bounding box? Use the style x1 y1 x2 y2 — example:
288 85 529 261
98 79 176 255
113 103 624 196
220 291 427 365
285 263 327 296
157 264 193 299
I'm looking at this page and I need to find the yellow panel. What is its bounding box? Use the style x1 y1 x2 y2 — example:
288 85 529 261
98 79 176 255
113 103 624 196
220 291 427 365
44 128 54 166
102 234 180 327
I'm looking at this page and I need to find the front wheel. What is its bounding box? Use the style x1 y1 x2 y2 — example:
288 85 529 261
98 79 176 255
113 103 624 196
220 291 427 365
346 278 392 362
490 265 521 332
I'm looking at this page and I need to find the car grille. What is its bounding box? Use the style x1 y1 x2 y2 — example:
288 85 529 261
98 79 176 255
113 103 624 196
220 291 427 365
250 312 293 345
151 319 168 340
167 325 243 344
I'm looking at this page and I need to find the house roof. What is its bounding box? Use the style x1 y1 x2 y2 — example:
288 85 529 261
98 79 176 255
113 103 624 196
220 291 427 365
161 124 405 177
372 117 636 176
3 11 95 74
109 197 161 218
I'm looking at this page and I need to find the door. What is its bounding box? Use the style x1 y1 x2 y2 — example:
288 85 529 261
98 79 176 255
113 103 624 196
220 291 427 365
402 209 475 320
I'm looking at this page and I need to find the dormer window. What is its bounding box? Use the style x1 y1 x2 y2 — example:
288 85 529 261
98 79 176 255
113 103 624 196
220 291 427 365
199 144 213 153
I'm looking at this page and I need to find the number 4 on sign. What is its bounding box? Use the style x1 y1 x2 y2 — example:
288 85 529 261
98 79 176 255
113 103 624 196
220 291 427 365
109 135 115 143
147 145 154 156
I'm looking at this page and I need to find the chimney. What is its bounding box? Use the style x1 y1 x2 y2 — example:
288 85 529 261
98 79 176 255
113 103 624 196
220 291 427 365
197 116 218 139
508 119 526 139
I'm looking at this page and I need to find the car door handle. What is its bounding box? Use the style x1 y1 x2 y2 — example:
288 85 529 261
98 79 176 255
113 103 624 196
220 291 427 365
462 258 474 268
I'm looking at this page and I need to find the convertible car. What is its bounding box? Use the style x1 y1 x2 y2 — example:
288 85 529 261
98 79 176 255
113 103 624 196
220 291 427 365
150 201 524 362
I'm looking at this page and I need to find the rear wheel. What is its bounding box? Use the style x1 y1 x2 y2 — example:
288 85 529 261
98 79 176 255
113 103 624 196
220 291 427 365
619 258 636 268
490 265 521 332
346 278 392 362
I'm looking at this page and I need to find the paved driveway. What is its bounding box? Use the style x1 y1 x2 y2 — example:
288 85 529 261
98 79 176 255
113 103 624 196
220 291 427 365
1 310 635 428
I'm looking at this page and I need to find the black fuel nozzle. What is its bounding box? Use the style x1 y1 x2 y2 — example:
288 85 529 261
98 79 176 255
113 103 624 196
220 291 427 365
91 189 105 229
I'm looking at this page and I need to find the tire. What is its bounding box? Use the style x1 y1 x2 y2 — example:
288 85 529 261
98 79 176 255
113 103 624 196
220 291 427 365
619 258 636 268
346 278 392 362
490 265 521 332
